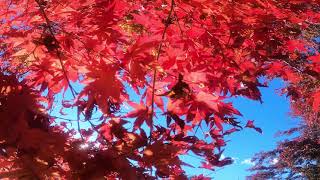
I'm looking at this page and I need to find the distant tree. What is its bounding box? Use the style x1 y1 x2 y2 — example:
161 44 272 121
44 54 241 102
284 25 320 126
248 124 320 180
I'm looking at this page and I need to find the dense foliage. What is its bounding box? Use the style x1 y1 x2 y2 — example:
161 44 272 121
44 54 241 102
0 0 319 178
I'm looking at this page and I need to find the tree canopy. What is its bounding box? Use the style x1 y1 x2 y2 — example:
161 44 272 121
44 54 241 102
0 0 319 178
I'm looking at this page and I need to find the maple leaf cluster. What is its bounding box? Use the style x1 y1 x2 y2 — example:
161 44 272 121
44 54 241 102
0 73 151 179
0 0 320 178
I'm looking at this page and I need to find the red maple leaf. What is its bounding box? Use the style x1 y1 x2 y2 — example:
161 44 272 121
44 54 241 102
245 120 263 134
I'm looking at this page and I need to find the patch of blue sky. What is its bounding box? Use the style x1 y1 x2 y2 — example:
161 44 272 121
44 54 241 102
187 78 301 179
313 37 320 44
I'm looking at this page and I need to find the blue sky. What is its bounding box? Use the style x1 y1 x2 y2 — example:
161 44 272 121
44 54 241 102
182 78 301 179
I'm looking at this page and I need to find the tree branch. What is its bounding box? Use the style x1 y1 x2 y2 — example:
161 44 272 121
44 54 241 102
150 0 175 141
35 0 83 140
35 0 77 98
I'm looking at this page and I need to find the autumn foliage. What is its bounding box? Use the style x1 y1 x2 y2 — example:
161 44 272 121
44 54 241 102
0 0 320 178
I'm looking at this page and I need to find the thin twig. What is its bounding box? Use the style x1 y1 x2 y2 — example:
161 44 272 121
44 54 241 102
35 0 77 98
194 124 201 135
35 0 82 140
148 0 175 176
34 2 118 145
174 10 184 36
150 0 175 142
